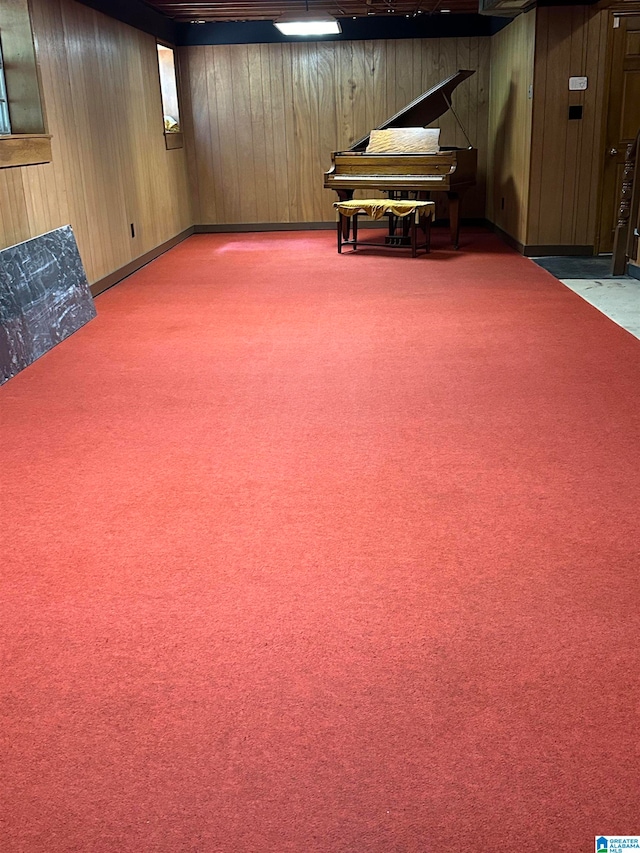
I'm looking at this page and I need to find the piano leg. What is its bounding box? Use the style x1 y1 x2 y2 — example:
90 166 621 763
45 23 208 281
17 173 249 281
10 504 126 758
337 190 353 242
447 192 461 250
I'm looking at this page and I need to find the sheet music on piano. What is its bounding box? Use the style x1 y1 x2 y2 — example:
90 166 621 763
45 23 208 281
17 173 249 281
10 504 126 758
323 70 477 249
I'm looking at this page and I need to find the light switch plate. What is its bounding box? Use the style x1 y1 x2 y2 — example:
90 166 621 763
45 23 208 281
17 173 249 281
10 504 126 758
569 76 588 91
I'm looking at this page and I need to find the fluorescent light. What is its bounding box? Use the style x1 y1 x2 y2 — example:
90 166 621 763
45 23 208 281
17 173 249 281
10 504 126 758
274 13 341 36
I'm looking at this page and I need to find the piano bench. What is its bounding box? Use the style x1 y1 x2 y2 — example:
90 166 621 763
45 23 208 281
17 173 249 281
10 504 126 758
333 199 435 257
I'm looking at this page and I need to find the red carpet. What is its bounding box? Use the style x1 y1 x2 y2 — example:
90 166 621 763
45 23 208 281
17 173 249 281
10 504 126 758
2 229 639 852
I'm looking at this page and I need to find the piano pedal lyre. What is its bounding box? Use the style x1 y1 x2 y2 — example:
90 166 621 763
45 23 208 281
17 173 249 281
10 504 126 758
385 235 412 247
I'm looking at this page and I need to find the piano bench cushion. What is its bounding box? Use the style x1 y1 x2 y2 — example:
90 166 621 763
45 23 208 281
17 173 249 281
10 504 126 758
333 199 435 222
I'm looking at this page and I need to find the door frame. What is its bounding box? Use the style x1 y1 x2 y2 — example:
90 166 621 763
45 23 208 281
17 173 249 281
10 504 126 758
595 3 640 254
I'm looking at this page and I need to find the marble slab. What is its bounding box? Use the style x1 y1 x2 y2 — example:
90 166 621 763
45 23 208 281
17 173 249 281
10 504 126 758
559 277 640 341
0 226 96 385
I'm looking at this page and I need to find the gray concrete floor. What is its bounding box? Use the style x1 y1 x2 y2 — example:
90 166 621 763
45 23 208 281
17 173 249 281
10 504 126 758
530 256 640 341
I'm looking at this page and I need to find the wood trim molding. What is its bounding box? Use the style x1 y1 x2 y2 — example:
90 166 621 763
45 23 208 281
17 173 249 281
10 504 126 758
485 222 526 254
164 131 183 150
0 134 52 168
485 222 596 256
596 0 640 13
605 2 640 12
522 244 594 257
90 226 194 297
195 219 489 235
194 222 337 233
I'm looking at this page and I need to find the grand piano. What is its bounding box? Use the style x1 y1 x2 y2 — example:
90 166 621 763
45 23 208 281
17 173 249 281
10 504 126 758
324 70 477 250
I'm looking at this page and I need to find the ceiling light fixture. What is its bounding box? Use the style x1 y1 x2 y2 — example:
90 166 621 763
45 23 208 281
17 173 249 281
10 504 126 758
274 1 341 36
274 12 341 35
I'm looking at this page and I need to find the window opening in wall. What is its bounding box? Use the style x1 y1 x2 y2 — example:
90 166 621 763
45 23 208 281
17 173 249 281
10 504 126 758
0 1 51 168
157 44 180 134
0 36 11 135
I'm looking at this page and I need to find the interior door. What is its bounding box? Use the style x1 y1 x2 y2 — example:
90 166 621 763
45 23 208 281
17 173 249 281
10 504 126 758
598 13 640 254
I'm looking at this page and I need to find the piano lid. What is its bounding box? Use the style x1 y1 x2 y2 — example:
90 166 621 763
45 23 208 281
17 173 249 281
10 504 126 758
349 69 476 152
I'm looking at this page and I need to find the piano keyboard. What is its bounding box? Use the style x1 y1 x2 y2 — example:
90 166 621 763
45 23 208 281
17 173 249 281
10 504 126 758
330 175 446 183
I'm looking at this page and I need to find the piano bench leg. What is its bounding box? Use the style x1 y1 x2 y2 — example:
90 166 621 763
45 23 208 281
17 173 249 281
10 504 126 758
352 214 358 249
337 216 342 253
342 213 350 242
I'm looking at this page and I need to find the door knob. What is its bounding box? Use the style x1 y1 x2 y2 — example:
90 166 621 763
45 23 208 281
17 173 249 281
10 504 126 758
610 148 619 155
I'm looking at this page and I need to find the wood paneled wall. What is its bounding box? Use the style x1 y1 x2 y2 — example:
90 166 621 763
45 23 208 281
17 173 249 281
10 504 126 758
181 37 490 226
486 11 535 245
0 0 192 284
0 3 617 265
526 5 609 249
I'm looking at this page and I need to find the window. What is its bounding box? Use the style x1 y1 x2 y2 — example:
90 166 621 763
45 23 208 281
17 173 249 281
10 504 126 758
0 1 51 168
157 43 183 150
0 38 10 135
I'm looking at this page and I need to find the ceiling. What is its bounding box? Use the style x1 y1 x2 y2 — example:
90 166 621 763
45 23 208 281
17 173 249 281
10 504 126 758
141 0 481 23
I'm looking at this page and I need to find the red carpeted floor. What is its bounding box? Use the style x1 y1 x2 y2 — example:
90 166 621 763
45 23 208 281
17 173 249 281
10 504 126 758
1 229 639 852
